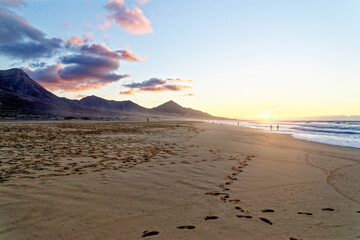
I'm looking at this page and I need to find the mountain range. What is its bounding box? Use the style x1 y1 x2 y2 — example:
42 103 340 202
0 68 217 120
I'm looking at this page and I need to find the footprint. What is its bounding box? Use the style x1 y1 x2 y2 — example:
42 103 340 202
235 206 243 211
297 211 313 215
205 191 228 197
220 196 229 202
321 208 334 211
177 225 195 230
205 216 218 220
237 215 252 219
357 211 360 213
262 209 275 213
289 237 299 240
142 231 159 237
259 217 272 225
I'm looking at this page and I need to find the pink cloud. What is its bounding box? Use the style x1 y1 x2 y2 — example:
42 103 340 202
119 88 135 95
63 22 71 29
75 94 88 99
137 0 150 5
98 21 112 30
66 33 93 46
118 49 146 61
104 0 153 34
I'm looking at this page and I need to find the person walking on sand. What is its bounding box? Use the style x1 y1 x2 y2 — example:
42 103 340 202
277 124 279 131
270 124 273 131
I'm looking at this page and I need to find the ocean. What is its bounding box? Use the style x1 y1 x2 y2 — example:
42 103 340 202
208 120 360 149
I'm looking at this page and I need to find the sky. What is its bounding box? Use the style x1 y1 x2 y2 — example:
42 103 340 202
1 0 360 120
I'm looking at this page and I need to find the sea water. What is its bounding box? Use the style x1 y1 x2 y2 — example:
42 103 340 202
208 120 360 149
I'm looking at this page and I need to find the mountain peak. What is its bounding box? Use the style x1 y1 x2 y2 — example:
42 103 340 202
159 100 181 107
1 68 25 74
81 95 103 100
165 100 176 104
0 68 57 100
153 100 185 114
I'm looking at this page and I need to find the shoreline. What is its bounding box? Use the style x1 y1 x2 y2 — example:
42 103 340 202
0 121 359 239
209 119 360 150
2 118 359 149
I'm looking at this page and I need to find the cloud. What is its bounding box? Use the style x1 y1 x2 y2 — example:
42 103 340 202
29 61 46 68
137 0 150 5
104 0 153 34
63 22 71 29
120 78 192 95
0 0 24 8
119 88 135 95
66 33 93 46
75 94 87 99
0 1 145 93
25 43 133 92
181 93 195 97
117 49 146 61
98 20 112 30
0 7 62 59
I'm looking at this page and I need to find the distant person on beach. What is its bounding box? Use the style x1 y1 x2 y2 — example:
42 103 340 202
277 124 279 130
147 118 149 122
237 122 239 126
270 124 273 131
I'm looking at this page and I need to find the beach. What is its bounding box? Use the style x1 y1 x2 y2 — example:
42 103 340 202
0 121 359 240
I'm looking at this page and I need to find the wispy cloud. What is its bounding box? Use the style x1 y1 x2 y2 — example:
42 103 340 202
63 22 71 29
75 94 87 99
181 93 195 97
120 78 192 95
104 0 153 34
137 0 151 5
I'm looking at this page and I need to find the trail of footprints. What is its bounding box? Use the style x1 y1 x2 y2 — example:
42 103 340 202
142 154 254 238
141 154 344 240
141 154 343 238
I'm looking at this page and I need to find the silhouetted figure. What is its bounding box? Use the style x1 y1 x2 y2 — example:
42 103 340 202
270 124 273 131
147 117 149 122
276 124 279 131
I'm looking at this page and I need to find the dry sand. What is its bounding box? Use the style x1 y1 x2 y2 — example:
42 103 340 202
0 121 359 240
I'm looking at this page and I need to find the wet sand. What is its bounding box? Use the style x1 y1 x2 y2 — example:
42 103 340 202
0 121 359 239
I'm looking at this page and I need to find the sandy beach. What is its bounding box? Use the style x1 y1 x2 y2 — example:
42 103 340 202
0 121 359 240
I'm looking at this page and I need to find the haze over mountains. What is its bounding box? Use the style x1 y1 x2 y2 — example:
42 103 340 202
0 68 216 120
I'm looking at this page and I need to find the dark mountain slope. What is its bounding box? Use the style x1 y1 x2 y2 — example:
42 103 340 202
79 95 147 113
0 68 218 119
0 69 57 100
152 100 213 118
